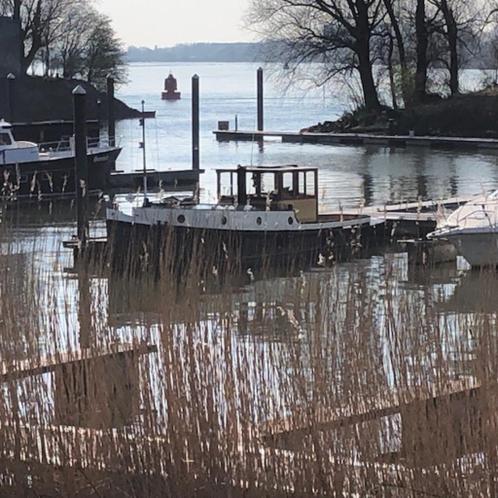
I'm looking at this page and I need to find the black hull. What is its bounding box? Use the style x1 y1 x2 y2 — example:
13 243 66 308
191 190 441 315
105 219 383 278
0 148 121 198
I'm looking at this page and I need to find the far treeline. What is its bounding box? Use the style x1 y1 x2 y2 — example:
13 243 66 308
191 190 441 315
126 43 275 63
1 0 126 90
248 0 498 111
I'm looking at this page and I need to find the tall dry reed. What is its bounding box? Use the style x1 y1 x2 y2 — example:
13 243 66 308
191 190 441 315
0 204 495 496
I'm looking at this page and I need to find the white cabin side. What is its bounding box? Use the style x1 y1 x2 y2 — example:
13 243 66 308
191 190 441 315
0 121 39 164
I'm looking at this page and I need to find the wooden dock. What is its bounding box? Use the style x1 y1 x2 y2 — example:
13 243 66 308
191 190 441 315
108 168 203 191
214 129 498 151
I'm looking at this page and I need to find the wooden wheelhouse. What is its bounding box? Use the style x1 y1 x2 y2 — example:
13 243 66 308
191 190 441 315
216 165 319 223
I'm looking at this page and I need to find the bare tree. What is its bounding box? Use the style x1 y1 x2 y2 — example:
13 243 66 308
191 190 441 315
248 0 386 112
0 0 73 73
428 0 483 95
81 13 126 90
52 0 93 78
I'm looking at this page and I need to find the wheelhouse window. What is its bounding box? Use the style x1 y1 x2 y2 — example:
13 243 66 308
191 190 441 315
0 133 12 146
216 166 319 222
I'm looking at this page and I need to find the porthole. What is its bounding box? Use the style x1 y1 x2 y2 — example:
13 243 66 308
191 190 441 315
221 216 228 225
177 214 186 224
288 217 294 225
256 217 262 225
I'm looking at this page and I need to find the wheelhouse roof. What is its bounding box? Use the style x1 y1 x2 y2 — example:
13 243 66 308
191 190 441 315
216 165 317 174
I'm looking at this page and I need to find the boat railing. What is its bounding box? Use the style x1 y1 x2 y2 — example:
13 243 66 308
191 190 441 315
451 206 498 228
38 139 71 153
38 136 117 154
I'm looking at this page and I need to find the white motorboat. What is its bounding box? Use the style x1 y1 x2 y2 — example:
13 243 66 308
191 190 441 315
0 120 121 196
0 120 39 164
428 191 498 267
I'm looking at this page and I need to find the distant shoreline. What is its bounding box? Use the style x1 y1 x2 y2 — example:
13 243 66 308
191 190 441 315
125 42 279 64
125 41 496 69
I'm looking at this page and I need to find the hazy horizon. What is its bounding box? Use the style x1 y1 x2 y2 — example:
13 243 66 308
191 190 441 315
98 0 254 48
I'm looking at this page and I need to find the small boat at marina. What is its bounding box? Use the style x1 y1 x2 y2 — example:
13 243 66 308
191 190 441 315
106 165 383 273
0 120 121 198
429 191 498 267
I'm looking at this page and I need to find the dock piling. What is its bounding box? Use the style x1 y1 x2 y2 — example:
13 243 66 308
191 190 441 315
73 85 89 248
140 100 148 202
6 73 15 122
257 67 264 132
192 74 200 171
96 99 102 140
106 76 115 147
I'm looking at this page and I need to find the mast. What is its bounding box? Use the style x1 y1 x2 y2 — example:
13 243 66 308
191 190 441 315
140 100 148 205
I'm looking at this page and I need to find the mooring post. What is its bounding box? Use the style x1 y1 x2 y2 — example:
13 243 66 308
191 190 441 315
73 85 89 248
237 165 247 206
96 99 102 141
140 100 148 203
257 67 264 132
106 76 115 147
192 74 200 171
6 73 15 123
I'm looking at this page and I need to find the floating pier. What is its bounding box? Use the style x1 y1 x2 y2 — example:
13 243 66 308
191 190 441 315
109 168 203 191
214 129 498 151
339 194 474 239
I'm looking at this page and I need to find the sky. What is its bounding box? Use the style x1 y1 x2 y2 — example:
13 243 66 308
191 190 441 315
97 0 254 48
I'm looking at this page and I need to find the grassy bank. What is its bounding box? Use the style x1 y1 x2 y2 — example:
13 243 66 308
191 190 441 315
306 91 498 138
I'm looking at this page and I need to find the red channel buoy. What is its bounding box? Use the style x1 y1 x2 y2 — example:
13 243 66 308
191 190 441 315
161 74 181 100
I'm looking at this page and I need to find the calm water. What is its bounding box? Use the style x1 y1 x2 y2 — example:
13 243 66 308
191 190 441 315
0 64 495 468
115 62 498 210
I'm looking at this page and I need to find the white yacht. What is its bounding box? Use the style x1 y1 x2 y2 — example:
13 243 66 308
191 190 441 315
0 120 121 197
429 191 498 267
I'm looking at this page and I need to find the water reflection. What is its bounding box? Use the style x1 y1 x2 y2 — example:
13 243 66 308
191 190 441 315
4 183 498 482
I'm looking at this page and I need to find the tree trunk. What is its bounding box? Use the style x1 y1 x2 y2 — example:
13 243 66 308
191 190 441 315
383 0 409 105
387 35 398 110
13 0 21 21
440 0 459 95
20 0 42 74
356 2 381 112
358 45 381 111
21 37 42 73
44 44 50 77
414 0 428 103
14 0 23 74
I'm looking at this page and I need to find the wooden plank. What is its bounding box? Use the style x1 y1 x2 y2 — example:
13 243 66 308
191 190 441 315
0 343 157 382
262 378 479 443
